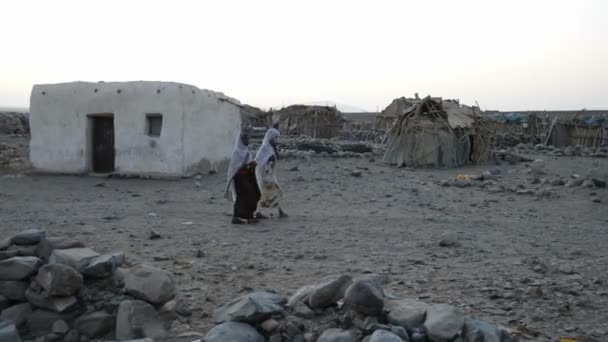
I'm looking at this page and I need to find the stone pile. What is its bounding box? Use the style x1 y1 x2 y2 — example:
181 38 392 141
203 274 518 342
511 143 608 158
440 164 607 199
249 137 381 160
0 112 29 135
0 229 179 342
338 130 385 144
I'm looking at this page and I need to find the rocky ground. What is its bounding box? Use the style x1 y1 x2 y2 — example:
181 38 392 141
1 144 607 341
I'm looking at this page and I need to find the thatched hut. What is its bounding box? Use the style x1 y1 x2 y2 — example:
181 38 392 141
383 96 495 168
270 105 344 138
544 111 607 147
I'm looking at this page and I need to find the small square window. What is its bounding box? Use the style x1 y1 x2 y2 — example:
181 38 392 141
146 114 162 137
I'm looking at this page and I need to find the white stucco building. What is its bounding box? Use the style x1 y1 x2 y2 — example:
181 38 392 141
29 81 241 177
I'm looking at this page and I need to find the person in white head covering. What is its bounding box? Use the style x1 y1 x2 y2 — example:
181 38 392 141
255 128 287 218
225 131 260 224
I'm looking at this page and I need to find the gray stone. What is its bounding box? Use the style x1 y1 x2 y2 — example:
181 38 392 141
51 320 70 335
305 274 352 309
438 233 459 247
390 326 409 341
261 318 279 333
0 321 22 342
204 321 265 342
344 279 384 316
385 299 429 331
591 178 607 188
0 281 28 301
423 304 464 342
158 300 177 330
497 326 520 342
81 253 125 278
48 248 99 272
0 238 11 251
124 264 176 305
63 330 80 342
0 295 8 310
175 299 192 317
213 291 286 324
0 256 42 280
453 180 472 188
0 302 32 327
26 310 74 336
74 311 114 339
10 229 46 245
25 286 79 313
7 245 37 257
35 238 85 261
0 250 19 261
115 300 167 340
410 329 427 342
36 264 83 296
462 319 501 342
293 301 316 318
288 285 316 306
318 328 357 342
369 330 405 342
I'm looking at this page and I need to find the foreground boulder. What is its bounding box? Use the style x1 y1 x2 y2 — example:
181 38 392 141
318 328 358 342
35 237 85 261
35 263 83 296
0 256 42 280
369 329 405 342
204 321 265 342
462 319 501 342
49 248 100 272
423 304 464 341
385 299 429 332
213 291 287 324
74 311 114 339
10 229 46 246
0 281 28 301
82 253 125 278
0 321 22 342
289 274 352 309
25 285 79 313
115 300 167 340
1 302 32 327
344 279 384 316
124 264 176 305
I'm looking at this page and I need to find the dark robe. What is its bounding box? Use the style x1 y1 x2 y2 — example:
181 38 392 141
233 162 261 220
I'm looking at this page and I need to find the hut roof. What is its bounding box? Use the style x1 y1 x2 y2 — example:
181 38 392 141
388 96 481 129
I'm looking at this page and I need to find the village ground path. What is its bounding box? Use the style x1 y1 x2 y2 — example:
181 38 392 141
1 156 607 341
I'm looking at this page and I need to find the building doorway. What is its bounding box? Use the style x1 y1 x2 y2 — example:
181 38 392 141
91 116 115 173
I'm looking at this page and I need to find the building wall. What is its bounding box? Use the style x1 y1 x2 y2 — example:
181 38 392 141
30 81 240 176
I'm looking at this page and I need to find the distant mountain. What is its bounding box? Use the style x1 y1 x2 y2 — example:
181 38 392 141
0 107 29 113
271 101 370 113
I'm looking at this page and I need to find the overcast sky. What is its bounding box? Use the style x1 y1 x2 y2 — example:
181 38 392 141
1 0 607 111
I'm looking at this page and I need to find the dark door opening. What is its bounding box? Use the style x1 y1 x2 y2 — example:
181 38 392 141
92 116 115 173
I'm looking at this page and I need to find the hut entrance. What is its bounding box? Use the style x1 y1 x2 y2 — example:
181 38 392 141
90 115 115 173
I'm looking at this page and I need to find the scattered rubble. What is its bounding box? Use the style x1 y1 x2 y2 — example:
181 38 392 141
0 229 179 341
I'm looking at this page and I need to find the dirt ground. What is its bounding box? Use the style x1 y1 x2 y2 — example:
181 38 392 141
1 152 607 341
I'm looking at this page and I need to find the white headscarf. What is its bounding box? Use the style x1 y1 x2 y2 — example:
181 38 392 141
254 128 280 168
225 133 252 201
